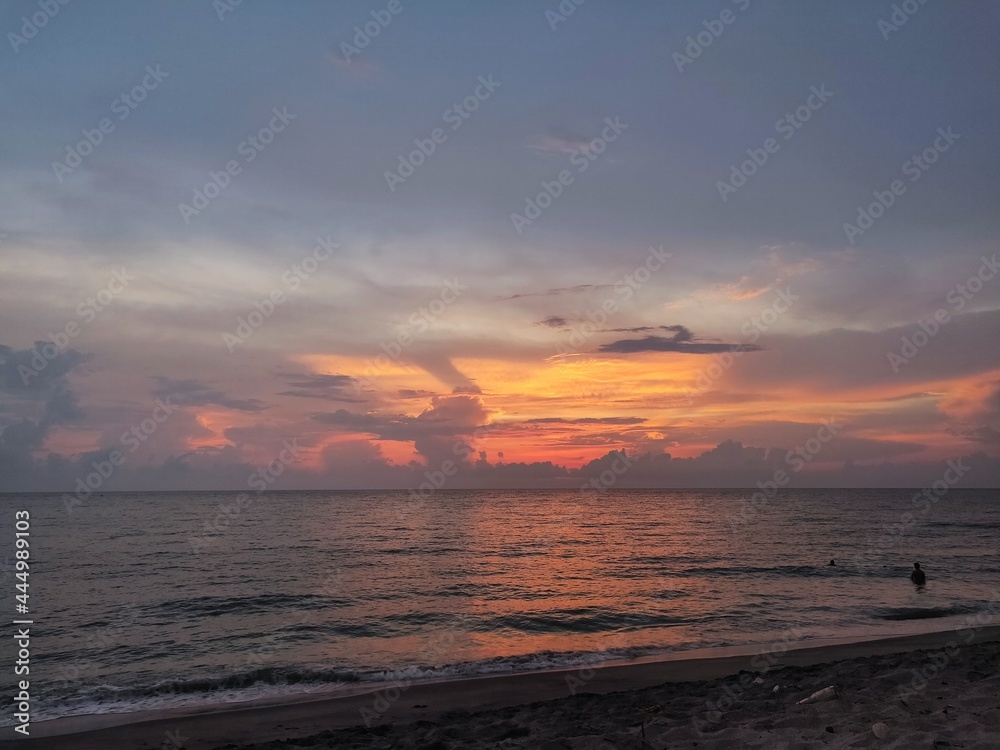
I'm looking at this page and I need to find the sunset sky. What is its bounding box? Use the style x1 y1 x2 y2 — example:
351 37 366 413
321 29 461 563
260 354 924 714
1 1 998 491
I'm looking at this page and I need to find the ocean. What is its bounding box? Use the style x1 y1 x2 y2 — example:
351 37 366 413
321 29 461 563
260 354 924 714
2 488 998 724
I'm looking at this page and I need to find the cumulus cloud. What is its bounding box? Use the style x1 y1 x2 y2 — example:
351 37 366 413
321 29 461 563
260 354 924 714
0 342 86 483
316 439 417 487
0 342 86 396
566 444 1000 488
313 393 490 466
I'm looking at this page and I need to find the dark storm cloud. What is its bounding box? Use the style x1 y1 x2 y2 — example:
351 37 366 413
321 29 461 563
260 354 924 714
280 373 355 389
525 417 647 425
151 377 266 413
398 389 437 399
312 395 488 442
599 325 695 338
728 309 1000 391
312 409 399 433
597 325 762 355
0 343 87 395
504 285 614 301
0 343 86 482
953 426 1000 445
277 390 366 403
276 372 365 403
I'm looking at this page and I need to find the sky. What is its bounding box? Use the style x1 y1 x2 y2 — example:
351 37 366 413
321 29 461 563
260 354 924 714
1 0 998 492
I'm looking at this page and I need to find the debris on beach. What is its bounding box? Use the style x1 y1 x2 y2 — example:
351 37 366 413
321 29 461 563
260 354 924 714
796 686 837 704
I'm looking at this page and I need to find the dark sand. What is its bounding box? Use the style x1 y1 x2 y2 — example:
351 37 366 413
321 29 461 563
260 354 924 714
6 625 999 749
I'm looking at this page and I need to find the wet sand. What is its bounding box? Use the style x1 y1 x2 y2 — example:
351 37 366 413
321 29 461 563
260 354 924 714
6 625 999 749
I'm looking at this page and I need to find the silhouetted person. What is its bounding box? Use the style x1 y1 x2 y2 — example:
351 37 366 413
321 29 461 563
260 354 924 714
910 562 926 586
828 559 836 566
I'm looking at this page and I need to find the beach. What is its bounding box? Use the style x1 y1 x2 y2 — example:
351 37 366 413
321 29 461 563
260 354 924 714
10 489 1000 726
4 490 999 748
10 625 999 749
7 2 1000 746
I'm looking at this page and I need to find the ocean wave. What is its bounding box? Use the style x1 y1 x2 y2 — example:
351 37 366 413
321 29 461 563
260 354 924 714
151 593 350 617
869 604 982 621
11 644 679 725
108 530 149 539
671 565 874 578
482 610 690 634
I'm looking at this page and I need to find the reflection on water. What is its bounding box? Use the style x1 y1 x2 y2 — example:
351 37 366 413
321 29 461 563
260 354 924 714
3 488 998 720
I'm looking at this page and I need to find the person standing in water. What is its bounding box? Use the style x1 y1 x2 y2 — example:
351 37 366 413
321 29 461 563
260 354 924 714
910 562 926 586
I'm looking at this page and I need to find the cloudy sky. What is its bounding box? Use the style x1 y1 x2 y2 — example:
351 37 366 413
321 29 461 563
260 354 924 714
1 0 998 491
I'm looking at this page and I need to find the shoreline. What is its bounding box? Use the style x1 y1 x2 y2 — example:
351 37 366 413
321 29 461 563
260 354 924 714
6 624 999 749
